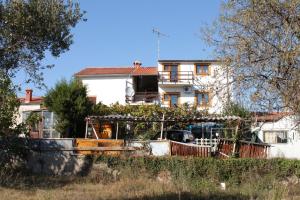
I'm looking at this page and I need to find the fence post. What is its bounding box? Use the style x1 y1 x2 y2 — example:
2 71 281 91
232 123 240 157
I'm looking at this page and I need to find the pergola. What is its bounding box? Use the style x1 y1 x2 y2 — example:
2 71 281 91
85 114 242 140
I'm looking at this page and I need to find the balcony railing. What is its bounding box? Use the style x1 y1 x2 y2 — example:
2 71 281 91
158 71 194 84
126 92 159 103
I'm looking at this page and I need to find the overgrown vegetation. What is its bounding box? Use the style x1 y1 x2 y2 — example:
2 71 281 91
92 103 209 139
222 101 252 140
96 156 300 184
2 157 300 199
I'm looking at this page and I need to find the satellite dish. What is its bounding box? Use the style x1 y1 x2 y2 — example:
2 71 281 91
126 87 135 97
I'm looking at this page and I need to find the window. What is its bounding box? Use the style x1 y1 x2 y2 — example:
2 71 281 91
163 64 178 82
22 110 60 138
163 93 179 107
264 131 288 144
195 64 209 75
196 92 210 106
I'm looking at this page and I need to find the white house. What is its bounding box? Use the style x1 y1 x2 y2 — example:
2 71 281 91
158 60 230 113
252 112 300 159
17 89 43 124
75 61 158 105
75 60 231 114
18 89 58 138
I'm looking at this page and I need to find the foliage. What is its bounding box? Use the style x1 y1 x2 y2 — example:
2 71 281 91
222 101 251 119
93 103 208 139
44 79 93 138
97 156 300 187
202 0 300 113
222 101 252 140
0 73 21 136
0 0 85 86
25 111 42 132
0 73 27 169
0 0 84 170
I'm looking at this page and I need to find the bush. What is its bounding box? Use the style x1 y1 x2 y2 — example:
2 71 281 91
96 156 300 186
44 79 93 138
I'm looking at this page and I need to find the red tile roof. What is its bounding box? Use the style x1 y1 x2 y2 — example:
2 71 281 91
19 97 43 104
75 66 157 76
253 112 292 122
131 67 157 76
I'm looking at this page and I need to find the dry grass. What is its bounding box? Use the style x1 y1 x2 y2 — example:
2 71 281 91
1 174 300 200
1 177 187 200
2 159 300 200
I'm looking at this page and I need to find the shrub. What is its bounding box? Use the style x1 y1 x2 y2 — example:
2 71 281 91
96 156 300 186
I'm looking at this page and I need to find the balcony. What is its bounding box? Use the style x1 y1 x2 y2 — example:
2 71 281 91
158 71 194 86
126 92 159 104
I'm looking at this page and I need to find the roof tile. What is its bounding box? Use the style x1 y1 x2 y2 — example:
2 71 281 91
75 66 157 76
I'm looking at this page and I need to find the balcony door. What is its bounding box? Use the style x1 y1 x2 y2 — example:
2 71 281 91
164 64 178 82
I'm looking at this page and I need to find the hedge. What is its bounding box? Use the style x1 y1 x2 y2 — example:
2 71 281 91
96 156 300 184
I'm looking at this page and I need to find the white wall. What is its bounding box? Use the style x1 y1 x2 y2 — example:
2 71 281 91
17 104 41 124
80 75 132 105
254 115 300 143
128 140 170 156
269 142 300 159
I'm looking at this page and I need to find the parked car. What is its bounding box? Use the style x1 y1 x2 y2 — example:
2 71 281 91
189 123 224 139
152 130 194 143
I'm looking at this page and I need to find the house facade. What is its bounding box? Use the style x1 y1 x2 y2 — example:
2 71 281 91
158 60 230 113
18 89 59 138
75 61 159 105
252 112 300 159
75 60 231 114
17 89 43 125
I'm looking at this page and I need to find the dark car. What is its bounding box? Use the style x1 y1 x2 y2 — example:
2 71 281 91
189 123 224 139
153 130 194 143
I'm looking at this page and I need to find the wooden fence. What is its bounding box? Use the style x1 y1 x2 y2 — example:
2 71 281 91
217 138 270 158
170 141 211 157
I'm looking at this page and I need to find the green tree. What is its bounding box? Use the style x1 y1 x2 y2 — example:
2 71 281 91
0 0 84 134
0 72 27 169
222 101 251 140
202 0 300 113
0 0 84 86
0 0 84 169
0 73 21 136
44 79 93 138
222 102 251 119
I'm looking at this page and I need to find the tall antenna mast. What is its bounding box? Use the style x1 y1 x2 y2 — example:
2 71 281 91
152 28 169 60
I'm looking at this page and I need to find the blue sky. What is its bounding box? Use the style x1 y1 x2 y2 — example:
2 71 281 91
16 0 222 97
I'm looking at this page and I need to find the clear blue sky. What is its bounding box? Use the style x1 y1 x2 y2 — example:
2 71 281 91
16 0 222 97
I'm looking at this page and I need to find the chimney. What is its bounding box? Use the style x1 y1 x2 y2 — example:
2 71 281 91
133 60 142 68
25 89 33 103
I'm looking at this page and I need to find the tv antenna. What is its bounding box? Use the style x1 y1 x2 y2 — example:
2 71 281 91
152 28 169 60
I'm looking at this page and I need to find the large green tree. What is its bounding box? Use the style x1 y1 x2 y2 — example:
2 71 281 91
0 0 84 169
0 0 84 86
0 0 84 134
44 79 93 138
203 0 300 113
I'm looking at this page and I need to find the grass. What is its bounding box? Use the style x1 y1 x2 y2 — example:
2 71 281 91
2 157 300 200
0 176 253 200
